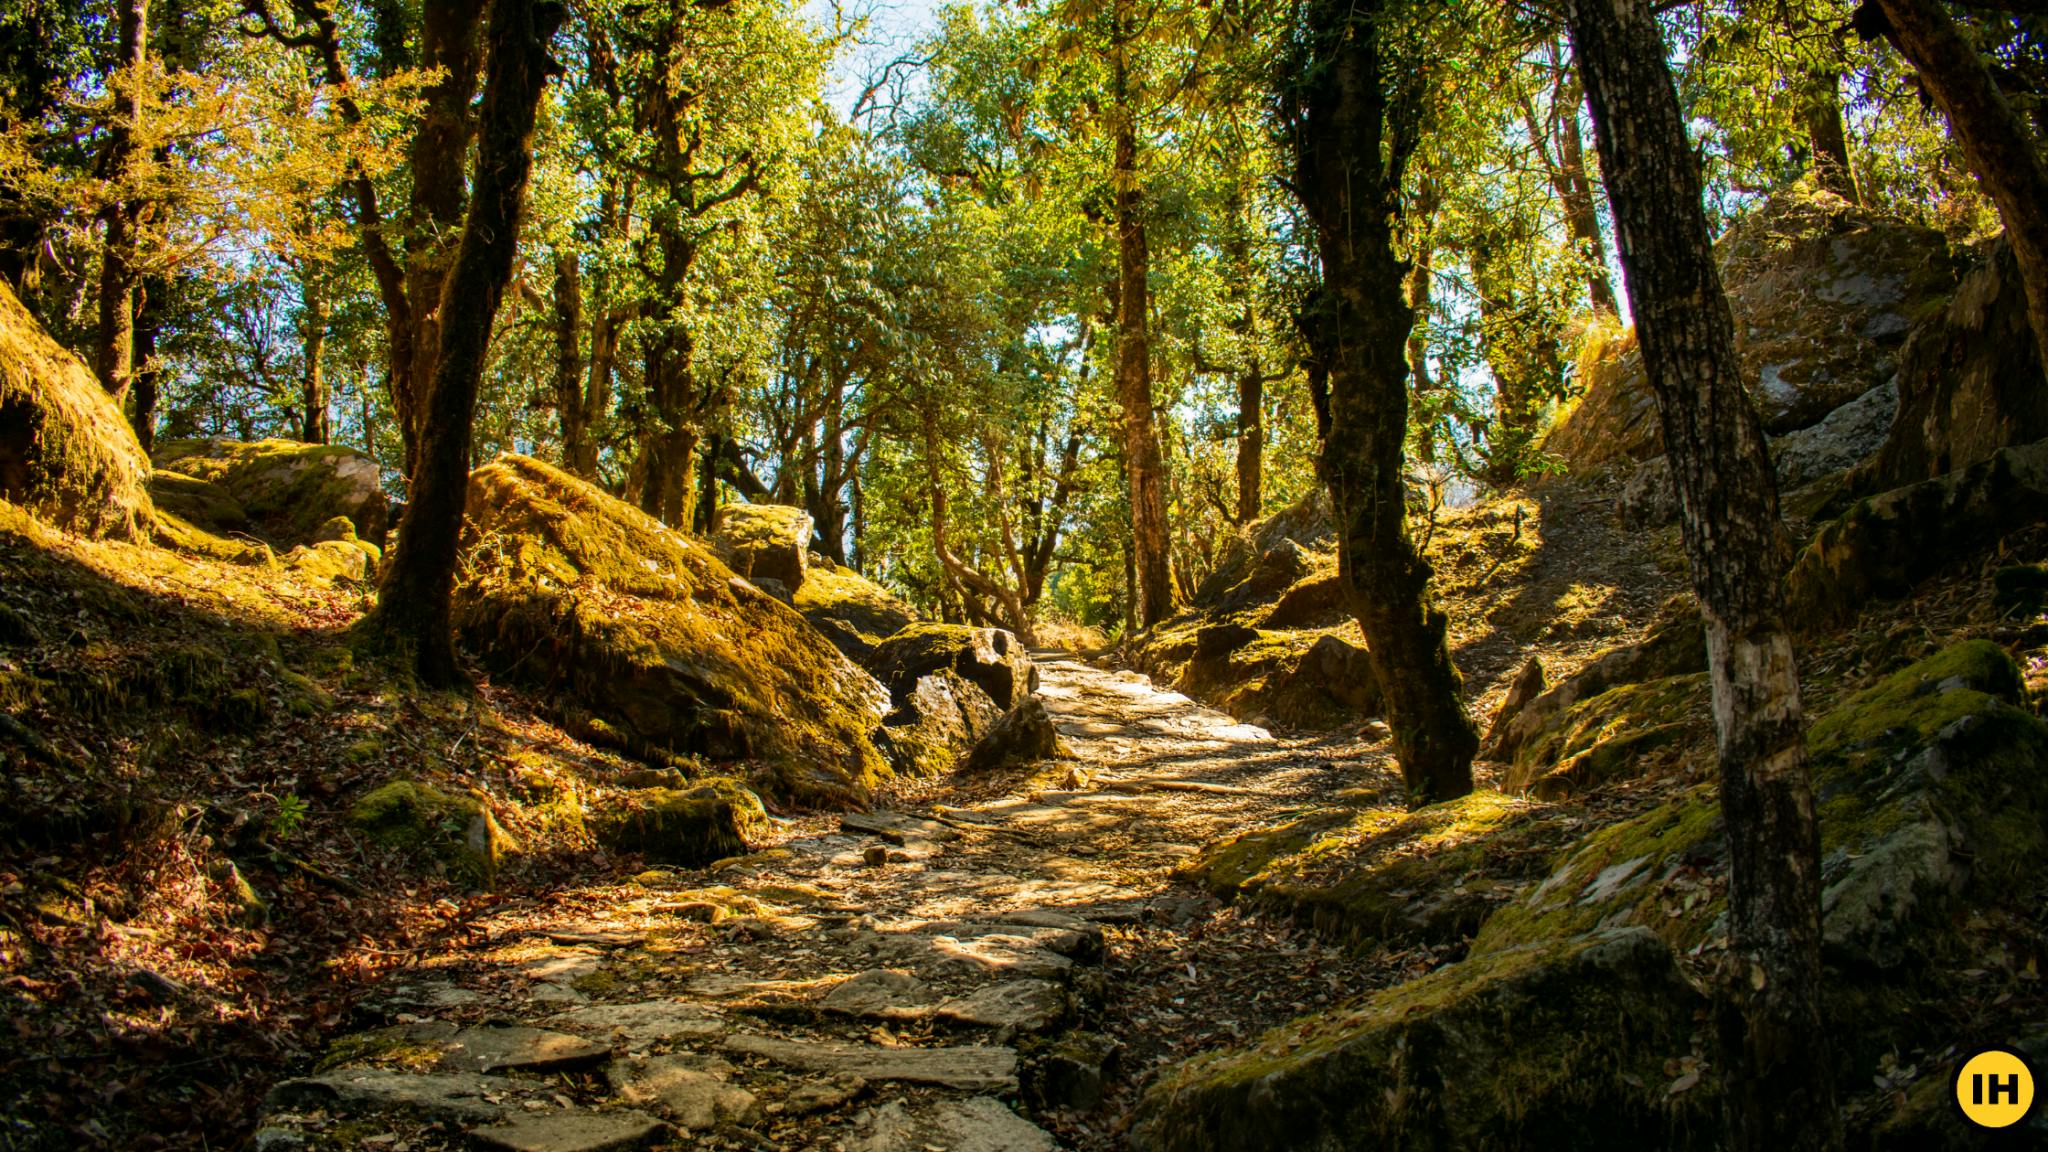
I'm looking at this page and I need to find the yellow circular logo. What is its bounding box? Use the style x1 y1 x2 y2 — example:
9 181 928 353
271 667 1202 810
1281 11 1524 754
1954 1047 2037 1129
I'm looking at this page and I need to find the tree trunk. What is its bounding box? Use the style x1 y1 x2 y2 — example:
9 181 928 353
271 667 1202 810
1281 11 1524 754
1558 85 1621 315
1111 22 1175 628
1805 71 1861 204
95 0 148 402
550 250 586 468
1235 365 1263 524
301 273 330 444
131 278 162 453
1869 0 2048 365
1566 3 1838 1149
1290 0 1477 805
372 0 562 686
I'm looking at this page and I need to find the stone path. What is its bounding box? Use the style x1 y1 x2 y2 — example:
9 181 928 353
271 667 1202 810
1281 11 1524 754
253 656 1371 1152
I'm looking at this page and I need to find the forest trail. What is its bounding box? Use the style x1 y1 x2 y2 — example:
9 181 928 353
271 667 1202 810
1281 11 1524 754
255 654 1390 1151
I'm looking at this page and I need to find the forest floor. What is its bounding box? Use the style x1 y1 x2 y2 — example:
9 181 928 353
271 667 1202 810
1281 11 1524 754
250 654 1418 1151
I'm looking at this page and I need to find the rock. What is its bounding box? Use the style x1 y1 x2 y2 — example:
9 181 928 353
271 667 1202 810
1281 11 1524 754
793 555 918 665
934 979 1067 1032
546 1000 725 1047
327 1021 610 1076
961 698 1070 772
711 502 812 592
847 1097 1057 1152
264 1069 532 1124
1856 237 2048 494
1192 489 1334 607
1615 455 1677 527
875 669 1004 776
450 457 893 808
1503 672 1706 799
148 470 246 534
1788 438 2048 624
1260 632 1382 726
590 787 747 867
250 1129 305 1151
152 438 388 546
1207 539 1311 614
820 969 934 1020
0 278 153 539
1260 571 1344 629
348 780 514 887
1193 623 1258 661
469 1110 666 1152
608 1055 759 1130
1771 378 1898 491
1482 655 1545 757
283 538 375 584
1544 190 1961 477
782 1078 865 1116
1022 1031 1120 1112
207 858 268 928
719 1035 1018 1090
1130 928 1707 1151
1491 599 1704 767
869 623 1036 712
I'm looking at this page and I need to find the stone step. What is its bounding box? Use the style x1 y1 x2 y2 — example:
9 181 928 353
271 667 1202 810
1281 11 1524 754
846 1096 1057 1152
331 1021 612 1076
722 1034 1018 1090
264 1068 533 1125
469 1109 666 1152
544 1000 726 1047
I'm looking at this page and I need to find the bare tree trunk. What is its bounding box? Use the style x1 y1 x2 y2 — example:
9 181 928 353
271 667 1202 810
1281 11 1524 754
1869 0 2048 362
1805 71 1861 204
373 0 563 686
301 273 330 444
550 250 586 467
132 278 162 453
1235 367 1263 524
95 0 148 403
1566 3 1839 1150
1290 0 1477 805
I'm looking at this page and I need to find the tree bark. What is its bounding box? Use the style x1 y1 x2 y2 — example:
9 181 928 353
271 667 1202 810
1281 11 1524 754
1290 0 1478 805
550 250 586 467
95 0 148 403
300 272 330 443
1804 71 1861 204
372 0 563 686
1110 10 1175 629
131 278 163 453
1869 0 2048 366
1566 3 1839 1150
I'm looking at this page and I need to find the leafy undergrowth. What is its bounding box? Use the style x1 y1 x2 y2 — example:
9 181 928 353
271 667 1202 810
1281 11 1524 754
0 505 717 1151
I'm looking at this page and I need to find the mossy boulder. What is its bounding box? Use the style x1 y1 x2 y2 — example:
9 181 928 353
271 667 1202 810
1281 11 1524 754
1492 600 1706 769
152 438 388 548
1192 489 1334 607
1787 437 2048 625
962 698 1069 772
1261 571 1345 630
450 456 892 808
591 787 749 867
350 780 513 887
284 535 380 584
1259 633 1383 727
869 623 1036 712
1129 927 1710 1152
1184 791 1577 947
147 470 248 534
793 556 918 665
1204 539 1311 615
1504 672 1708 799
0 278 153 539
711 502 812 593
875 669 1004 776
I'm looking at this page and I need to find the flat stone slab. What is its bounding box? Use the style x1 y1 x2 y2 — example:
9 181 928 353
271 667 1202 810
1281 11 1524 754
935 980 1066 1032
521 949 604 984
879 933 1071 978
263 1069 529 1124
351 1022 610 1074
819 969 933 1020
546 1000 725 1046
469 1110 666 1152
721 1034 1017 1090
608 1055 760 1130
847 1097 1056 1152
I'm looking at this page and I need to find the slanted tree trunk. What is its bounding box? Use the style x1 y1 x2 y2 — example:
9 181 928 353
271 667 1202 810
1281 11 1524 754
96 0 148 404
1290 0 1478 805
300 273 330 444
1110 16 1175 628
373 0 563 686
1557 79 1620 315
1867 0 2048 362
1805 71 1861 204
1566 2 1838 1149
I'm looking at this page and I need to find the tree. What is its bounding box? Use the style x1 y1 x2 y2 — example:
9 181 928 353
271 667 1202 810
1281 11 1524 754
1286 0 1479 804
95 0 149 408
1564 0 1838 1148
371 0 564 685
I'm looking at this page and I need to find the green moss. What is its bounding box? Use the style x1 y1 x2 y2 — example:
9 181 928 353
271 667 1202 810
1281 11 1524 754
349 780 509 887
1509 672 1708 796
152 438 386 546
591 787 748 867
314 1027 447 1074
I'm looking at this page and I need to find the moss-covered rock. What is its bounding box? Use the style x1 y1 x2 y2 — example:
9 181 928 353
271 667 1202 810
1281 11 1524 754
1787 438 2048 624
451 456 892 808
349 780 513 887
962 698 1069 772
1184 791 1576 947
1129 927 1710 1152
591 787 749 866
1492 599 1706 769
869 623 1036 712
1191 490 1334 607
0 278 153 539
285 537 378 584
793 557 918 665
875 669 1004 776
711 502 812 593
1504 672 1708 799
152 438 389 547
147 470 247 534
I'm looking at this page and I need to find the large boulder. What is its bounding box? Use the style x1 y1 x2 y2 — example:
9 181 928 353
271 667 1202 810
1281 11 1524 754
1490 599 1705 770
712 503 812 594
1256 633 1383 727
868 623 1036 712
451 456 892 808
152 438 389 546
1192 490 1334 608
1787 437 2048 624
1546 192 1960 478
590 786 749 867
961 697 1069 772
793 556 918 665
874 668 1005 776
0 279 152 539
350 780 515 888
1854 237 2048 494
